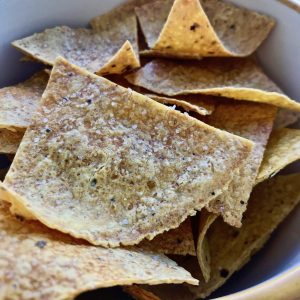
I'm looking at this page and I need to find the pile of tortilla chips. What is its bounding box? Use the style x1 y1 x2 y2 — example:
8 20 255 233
0 0 300 299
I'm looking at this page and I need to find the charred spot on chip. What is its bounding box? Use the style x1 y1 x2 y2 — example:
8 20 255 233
111 64 116 68
90 178 97 187
35 240 47 249
147 180 156 190
15 215 25 222
190 22 200 31
126 47 131 51
208 51 215 55
211 191 215 196
240 200 245 205
220 268 229 278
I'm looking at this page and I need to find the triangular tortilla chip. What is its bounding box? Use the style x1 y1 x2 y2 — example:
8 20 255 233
196 210 217 282
136 0 274 58
204 102 276 227
124 174 300 300
146 94 215 116
256 128 300 184
0 71 48 131
138 218 196 256
0 57 253 247
0 201 197 300
126 58 300 111
0 129 24 154
274 109 300 129
12 26 139 75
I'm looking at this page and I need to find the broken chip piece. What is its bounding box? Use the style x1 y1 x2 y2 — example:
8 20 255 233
0 57 253 247
136 0 275 58
12 26 140 75
126 58 300 111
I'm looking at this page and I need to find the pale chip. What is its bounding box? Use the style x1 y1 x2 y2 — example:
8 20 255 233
0 201 197 300
12 26 139 75
0 129 24 154
205 102 276 227
0 57 253 247
256 128 300 184
136 0 274 58
0 70 48 131
126 58 300 111
124 174 300 300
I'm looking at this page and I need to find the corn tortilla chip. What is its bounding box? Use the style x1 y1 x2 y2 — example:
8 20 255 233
196 211 217 282
0 70 48 131
256 128 300 184
274 108 300 129
0 201 198 300
0 57 253 247
136 0 274 58
146 94 215 116
204 102 276 227
126 58 300 111
0 129 24 154
124 174 300 300
138 218 196 256
12 26 139 75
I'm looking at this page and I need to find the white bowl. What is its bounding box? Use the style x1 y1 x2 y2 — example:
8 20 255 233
1 1 300 299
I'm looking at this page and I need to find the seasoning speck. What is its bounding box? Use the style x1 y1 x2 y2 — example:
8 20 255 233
35 240 47 249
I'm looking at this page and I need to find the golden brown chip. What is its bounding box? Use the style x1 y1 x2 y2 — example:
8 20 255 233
0 57 253 247
146 94 215 116
136 0 274 58
0 201 198 300
204 102 276 227
124 174 300 300
12 26 139 75
0 71 48 131
196 211 217 283
138 218 196 256
274 109 300 129
256 128 300 184
0 129 24 154
126 58 300 111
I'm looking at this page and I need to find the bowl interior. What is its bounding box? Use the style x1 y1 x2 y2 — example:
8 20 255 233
0 0 299 298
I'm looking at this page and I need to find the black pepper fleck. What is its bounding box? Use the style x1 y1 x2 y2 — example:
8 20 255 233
111 64 116 68
45 128 51 133
35 240 47 249
220 268 229 278
190 22 200 31
91 178 97 187
86 99 92 105
15 215 25 222
110 197 116 202
230 24 236 30
62 97 69 102
211 191 215 196
240 200 245 205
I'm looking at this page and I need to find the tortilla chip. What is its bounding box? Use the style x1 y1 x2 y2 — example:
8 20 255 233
138 218 196 256
126 58 300 111
0 129 24 154
274 109 300 129
0 71 48 131
0 201 198 300
136 0 274 58
146 94 215 116
256 128 300 184
204 102 276 227
0 57 253 247
196 211 217 282
124 174 300 300
12 26 139 75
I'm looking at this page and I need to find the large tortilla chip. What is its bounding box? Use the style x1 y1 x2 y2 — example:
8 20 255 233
0 129 24 154
0 201 197 300
126 58 300 111
124 174 300 300
12 26 139 75
256 128 300 184
204 102 276 227
0 71 48 131
138 218 196 256
146 94 215 116
136 0 274 58
274 109 300 129
0 57 253 247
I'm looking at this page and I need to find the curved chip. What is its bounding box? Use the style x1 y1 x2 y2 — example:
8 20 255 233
0 71 48 131
146 94 215 116
136 0 274 58
0 201 198 300
124 174 300 300
204 102 276 227
12 26 139 75
196 211 217 283
126 58 300 111
0 57 253 247
256 128 300 184
0 129 24 154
